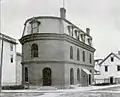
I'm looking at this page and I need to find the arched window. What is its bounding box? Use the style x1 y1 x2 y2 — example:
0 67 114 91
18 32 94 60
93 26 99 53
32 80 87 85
70 46 73 60
25 67 28 82
83 51 85 62
90 53 92 64
31 44 38 58
77 68 80 82
77 48 80 61
70 68 74 85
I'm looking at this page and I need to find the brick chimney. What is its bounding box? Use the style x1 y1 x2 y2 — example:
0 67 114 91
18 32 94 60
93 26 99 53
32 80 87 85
60 8 66 19
86 28 90 35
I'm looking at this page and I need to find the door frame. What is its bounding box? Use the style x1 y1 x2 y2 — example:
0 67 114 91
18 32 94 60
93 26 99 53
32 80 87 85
42 67 52 86
110 76 114 84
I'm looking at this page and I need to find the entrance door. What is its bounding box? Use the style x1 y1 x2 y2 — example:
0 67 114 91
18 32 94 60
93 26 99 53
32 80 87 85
110 77 113 84
89 74 91 85
43 67 52 86
70 68 74 85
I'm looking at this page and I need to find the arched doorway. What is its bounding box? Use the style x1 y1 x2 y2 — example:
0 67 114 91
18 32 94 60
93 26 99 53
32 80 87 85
42 67 52 86
25 67 28 82
70 68 74 85
89 74 91 85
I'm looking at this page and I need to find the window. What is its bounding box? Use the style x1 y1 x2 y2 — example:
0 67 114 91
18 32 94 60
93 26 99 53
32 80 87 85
25 67 28 82
105 66 108 72
67 26 71 35
77 68 80 82
71 26 74 36
89 53 92 64
88 38 91 46
67 26 73 36
10 55 13 63
81 34 85 42
77 48 80 61
74 30 78 38
90 69 92 73
10 43 13 51
83 51 85 62
117 65 120 71
30 18 40 33
70 68 74 85
31 44 38 58
31 22 40 33
70 46 73 60
111 57 114 62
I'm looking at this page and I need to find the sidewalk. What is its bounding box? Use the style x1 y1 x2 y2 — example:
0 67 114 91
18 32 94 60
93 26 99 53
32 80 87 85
2 84 120 93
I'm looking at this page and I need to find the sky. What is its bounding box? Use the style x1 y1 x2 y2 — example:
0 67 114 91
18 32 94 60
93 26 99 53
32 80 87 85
1 0 120 59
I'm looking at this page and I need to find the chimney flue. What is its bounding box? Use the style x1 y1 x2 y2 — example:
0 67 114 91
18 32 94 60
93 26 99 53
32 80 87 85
118 51 120 55
86 28 90 35
60 8 66 19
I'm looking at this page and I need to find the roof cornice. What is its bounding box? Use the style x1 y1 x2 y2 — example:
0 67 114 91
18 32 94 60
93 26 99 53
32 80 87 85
19 33 95 52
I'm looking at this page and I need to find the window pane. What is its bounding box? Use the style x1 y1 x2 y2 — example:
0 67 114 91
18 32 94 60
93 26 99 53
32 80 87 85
77 48 80 61
33 28 38 33
31 22 39 33
117 66 120 71
10 43 13 51
32 23 38 28
70 46 73 60
11 55 13 63
83 51 85 62
90 54 92 64
111 57 114 62
77 68 80 82
105 66 108 72
31 44 38 58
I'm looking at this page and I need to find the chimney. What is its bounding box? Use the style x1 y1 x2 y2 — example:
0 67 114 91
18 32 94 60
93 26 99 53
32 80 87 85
118 51 120 55
86 28 90 35
60 8 66 19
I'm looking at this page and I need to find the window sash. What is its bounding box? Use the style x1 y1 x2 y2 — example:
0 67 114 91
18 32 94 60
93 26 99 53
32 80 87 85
117 66 120 71
105 66 108 72
77 48 80 61
31 22 39 33
10 55 13 63
10 43 13 51
83 51 85 62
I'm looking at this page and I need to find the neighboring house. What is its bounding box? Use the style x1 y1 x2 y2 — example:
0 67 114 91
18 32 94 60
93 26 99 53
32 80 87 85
94 59 103 72
19 7 95 88
0 33 22 86
16 52 22 85
94 59 103 83
94 52 120 84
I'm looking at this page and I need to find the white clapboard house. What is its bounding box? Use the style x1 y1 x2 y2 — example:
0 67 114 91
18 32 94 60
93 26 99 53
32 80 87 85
0 33 22 86
94 51 120 84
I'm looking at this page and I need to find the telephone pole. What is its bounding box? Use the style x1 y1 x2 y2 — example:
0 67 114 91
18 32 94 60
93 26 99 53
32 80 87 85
62 0 65 8
0 33 4 93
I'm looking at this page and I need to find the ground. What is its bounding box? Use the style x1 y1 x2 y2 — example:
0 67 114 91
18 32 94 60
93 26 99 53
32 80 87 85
1 85 120 97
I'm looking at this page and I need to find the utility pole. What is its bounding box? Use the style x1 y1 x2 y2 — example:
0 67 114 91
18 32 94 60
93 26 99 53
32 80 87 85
0 33 4 93
0 0 4 93
62 0 65 8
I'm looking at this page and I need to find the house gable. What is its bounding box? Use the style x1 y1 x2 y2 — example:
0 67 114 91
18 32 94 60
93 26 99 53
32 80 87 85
99 53 120 66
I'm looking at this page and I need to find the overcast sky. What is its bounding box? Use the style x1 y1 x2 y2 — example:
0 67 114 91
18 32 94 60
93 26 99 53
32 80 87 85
1 0 120 59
